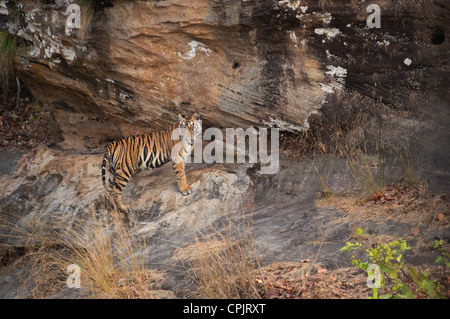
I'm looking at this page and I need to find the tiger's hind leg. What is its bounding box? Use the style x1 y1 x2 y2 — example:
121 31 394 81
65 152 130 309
107 167 115 192
108 178 115 192
111 169 131 214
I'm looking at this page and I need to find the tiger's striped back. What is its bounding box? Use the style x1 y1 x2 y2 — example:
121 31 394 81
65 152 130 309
101 113 201 213
101 123 176 189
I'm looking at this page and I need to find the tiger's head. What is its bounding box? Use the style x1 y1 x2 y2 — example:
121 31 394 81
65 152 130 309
178 112 202 145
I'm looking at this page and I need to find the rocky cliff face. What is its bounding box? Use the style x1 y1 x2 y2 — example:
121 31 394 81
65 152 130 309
0 0 449 298
7 0 330 149
3 0 446 150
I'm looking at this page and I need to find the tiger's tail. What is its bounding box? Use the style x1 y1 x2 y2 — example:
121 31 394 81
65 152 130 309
101 148 109 191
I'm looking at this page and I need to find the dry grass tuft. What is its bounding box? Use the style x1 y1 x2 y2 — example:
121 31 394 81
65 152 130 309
345 138 387 198
0 199 168 299
0 32 25 101
179 216 263 299
77 0 96 40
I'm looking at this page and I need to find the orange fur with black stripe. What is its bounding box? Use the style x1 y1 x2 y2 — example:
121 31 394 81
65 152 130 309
102 113 201 213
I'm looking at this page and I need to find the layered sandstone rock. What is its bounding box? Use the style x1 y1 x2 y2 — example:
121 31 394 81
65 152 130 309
3 0 445 150
0 0 448 298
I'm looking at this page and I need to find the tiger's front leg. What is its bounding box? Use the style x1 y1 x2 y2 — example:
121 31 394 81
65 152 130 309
111 169 131 213
172 160 193 195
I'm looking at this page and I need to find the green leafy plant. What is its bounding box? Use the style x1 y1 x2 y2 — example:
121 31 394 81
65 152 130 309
340 228 445 299
407 267 442 299
434 239 450 267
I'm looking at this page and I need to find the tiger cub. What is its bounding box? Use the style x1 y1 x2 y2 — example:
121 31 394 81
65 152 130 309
101 112 201 213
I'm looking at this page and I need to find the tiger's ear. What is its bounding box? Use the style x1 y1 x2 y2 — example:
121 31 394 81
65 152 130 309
178 112 186 121
191 112 200 120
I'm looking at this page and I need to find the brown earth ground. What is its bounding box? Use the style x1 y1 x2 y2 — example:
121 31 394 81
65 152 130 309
253 185 449 299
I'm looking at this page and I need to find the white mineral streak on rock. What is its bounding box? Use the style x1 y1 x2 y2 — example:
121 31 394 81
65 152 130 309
319 83 335 94
44 40 60 59
278 0 301 10
0 1 8 15
61 46 76 62
178 40 212 60
326 65 347 84
314 27 341 39
320 65 347 93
